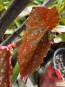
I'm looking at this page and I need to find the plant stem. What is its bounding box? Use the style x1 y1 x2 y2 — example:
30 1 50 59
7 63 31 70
1 0 55 46
0 0 31 41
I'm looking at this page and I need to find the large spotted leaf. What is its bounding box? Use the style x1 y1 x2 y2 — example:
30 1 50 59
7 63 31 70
17 6 59 78
0 47 12 87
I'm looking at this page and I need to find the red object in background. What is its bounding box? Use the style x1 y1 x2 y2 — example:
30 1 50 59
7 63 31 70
40 65 65 87
40 48 65 87
23 75 28 83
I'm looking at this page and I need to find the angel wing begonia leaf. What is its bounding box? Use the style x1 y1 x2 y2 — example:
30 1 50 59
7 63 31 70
26 6 59 29
18 31 51 78
17 6 59 78
0 47 12 87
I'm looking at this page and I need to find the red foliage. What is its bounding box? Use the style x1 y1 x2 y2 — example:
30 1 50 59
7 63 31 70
40 65 64 87
0 43 16 87
0 46 12 87
17 6 59 78
26 6 59 29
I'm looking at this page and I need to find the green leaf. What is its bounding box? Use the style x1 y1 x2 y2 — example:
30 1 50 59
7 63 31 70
57 0 63 8
60 18 65 25
54 25 65 32
0 0 9 4
15 20 21 28
12 62 20 82
0 5 4 11
5 29 14 34
60 34 65 42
